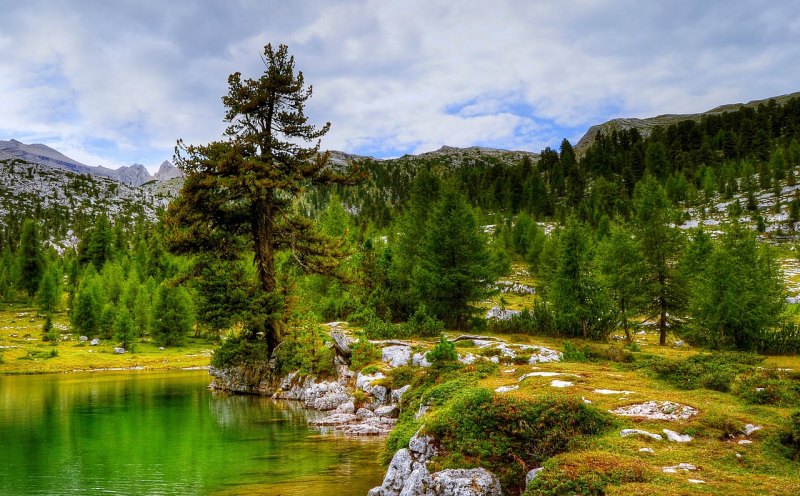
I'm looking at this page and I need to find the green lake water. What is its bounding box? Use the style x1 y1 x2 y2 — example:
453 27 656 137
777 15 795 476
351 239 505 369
0 370 385 495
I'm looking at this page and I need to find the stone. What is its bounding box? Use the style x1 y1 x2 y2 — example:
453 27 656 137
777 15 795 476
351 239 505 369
412 352 432 368
620 429 663 441
594 389 634 395
430 468 502 496
485 306 520 320
550 380 573 388
309 413 358 426
526 467 544 486
357 407 376 419
382 345 412 367
639 447 654 453
357 372 385 391
90 338 100 346
330 330 353 358
527 346 562 364
518 371 565 381
79 335 88 342
687 479 705 484
408 431 437 462
611 401 698 421
313 392 351 411
743 424 762 436
375 405 400 418
738 439 753 445
663 429 693 443
113 347 125 354
458 353 477 365
372 385 389 403
336 401 356 414
495 384 519 393
392 385 411 404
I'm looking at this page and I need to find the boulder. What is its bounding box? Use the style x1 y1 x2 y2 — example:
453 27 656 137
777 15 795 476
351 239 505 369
457 353 477 365
357 407 376 419
663 429 693 443
620 429 663 441
375 405 400 418
744 424 762 436
90 338 100 346
382 345 412 367
79 335 88 343
431 469 502 496
611 401 698 421
113 347 125 354
412 352 432 368
331 330 353 357
526 467 544 486
495 384 519 393
392 385 411 404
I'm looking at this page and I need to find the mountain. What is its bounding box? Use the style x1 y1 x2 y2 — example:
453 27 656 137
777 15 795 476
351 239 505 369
0 139 181 186
574 91 800 154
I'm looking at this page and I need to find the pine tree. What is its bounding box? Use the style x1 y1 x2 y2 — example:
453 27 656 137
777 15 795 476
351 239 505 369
634 176 687 346
598 223 646 341
167 44 359 352
86 214 113 269
412 185 494 330
16 219 45 297
114 306 136 351
36 265 61 316
71 270 104 337
152 284 194 347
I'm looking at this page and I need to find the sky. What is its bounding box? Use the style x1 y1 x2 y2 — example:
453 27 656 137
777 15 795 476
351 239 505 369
0 0 798 171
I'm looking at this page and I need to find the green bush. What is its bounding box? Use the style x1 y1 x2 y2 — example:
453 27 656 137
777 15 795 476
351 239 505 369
350 337 381 371
732 369 800 406
487 301 557 336
780 410 800 460
403 305 445 337
650 352 763 392
211 336 270 368
363 317 410 339
273 323 337 377
754 322 800 355
427 389 614 494
561 341 589 362
428 334 458 367
524 452 649 495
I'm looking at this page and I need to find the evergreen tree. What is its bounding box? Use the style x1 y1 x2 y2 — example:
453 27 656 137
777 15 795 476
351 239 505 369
86 214 113 269
114 306 136 351
634 176 687 345
771 148 787 182
689 224 785 350
167 44 358 352
152 284 194 347
412 185 494 330
71 271 104 337
36 265 61 316
16 219 45 297
548 218 608 340
598 223 646 341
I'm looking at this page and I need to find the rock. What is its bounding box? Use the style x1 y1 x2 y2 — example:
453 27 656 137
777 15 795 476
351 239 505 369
392 385 411 404
458 353 477 365
357 407 376 419
336 401 356 414
550 380 573 388
313 392 351 411
527 346 562 363
744 424 762 436
639 447 654 453
158 346 165 350
408 430 438 462
495 384 519 393
357 371 385 391
309 413 358 426
485 306 520 320
331 330 353 358
113 347 125 354
90 338 100 346
412 352 432 368
430 468 502 496
375 405 400 418
687 479 705 484
594 389 634 395
738 439 753 445
611 401 698 421
368 448 414 496
518 371 566 381
79 335 88 342
620 429 663 441
372 385 389 403
415 404 429 420
382 345 412 367
663 429 693 443
526 467 544 486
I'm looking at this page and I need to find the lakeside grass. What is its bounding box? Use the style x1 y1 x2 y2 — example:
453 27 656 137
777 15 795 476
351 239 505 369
0 303 214 374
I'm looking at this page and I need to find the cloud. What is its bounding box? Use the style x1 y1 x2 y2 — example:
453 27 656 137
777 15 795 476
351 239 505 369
0 0 798 165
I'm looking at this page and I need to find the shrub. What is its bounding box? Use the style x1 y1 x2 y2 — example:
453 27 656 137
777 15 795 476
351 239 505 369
428 334 458 367
650 352 762 392
273 323 336 377
350 336 381 371
363 317 409 339
524 452 649 495
780 410 800 461
754 322 800 355
561 341 589 362
427 389 614 494
403 305 445 337
732 369 800 406
211 336 270 368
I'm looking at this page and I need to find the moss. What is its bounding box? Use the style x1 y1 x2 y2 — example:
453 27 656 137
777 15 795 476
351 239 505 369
524 451 650 495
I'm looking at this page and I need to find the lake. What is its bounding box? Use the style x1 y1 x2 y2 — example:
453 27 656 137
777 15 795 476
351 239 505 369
0 370 385 495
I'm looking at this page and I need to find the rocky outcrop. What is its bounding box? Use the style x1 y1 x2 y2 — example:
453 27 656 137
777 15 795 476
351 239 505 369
369 430 502 496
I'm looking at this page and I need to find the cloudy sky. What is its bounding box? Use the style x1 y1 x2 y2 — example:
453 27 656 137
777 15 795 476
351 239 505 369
0 1 797 170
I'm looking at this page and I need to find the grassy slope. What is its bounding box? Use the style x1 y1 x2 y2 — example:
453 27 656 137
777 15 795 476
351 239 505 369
0 304 213 374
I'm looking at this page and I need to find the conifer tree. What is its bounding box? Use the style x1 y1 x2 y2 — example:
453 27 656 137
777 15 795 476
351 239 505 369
36 265 61 316
71 270 104 337
16 219 45 297
634 176 687 345
86 215 113 269
412 184 494 330
152 284 194 347
598 223 646 341
114 306 136 351
167 43 359 352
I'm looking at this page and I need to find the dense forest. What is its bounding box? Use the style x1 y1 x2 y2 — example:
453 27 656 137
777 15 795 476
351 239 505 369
2 47 800 368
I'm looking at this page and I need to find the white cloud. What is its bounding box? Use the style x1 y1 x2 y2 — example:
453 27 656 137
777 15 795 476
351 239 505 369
0 0 798 165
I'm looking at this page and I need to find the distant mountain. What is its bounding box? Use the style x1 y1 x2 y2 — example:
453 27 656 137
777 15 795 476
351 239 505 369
0 139 181 186
574 91 800 154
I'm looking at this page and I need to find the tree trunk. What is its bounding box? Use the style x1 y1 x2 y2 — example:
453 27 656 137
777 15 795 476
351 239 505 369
253 198 276 294
621 299 630 342
658 273 667 346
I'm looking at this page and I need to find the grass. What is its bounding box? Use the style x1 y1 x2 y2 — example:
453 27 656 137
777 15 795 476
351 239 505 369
0 304 214 374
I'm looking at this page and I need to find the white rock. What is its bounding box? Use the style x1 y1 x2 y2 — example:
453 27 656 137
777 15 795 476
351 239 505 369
611 401 698 421
526 467 544 486
528 347 562 364
357 372 385 391
687 479 705 484
392 385 411 404
620 429 663 441
357 408 376 419
639 447 654 453
336 401 355 414
458 353 477 365
113 347 125 354
502 369 516 374
744 424 762 436
663 429 693 443
382 345 412 367
412 352 432 368
738 439 753 445
550 380 573 388
408 430 438 462
90 338 100 346
430 468 503 496
495 385 519 393
594 389 634 395
375 405 400 418
518 371 565 381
